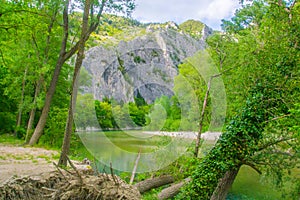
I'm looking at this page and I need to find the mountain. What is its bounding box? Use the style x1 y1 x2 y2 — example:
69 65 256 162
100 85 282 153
81 18 214 103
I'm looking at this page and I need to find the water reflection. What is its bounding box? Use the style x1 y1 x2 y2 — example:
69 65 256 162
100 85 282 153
77 131 192 173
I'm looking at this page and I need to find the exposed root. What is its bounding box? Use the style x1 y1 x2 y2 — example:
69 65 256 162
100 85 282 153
0 170 141 200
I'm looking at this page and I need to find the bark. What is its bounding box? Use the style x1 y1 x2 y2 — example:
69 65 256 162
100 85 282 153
157 178 191 200
210 168 240 200
25 78 42 144
134 175 174 194
28 1 70 146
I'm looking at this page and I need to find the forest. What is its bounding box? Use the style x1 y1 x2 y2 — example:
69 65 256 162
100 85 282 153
0 0 299 199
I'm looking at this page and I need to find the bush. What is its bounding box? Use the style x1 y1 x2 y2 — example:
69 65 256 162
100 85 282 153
40 107 68 148
0 112 15 134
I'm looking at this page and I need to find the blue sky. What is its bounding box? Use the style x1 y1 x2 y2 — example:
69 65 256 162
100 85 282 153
132 0 241 30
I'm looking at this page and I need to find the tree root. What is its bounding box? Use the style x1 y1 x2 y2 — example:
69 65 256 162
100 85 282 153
0 169 141 200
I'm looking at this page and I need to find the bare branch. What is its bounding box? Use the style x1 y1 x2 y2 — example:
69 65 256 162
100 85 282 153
265 114 291 123
130 149 141 184
66 156 83 185
194 67 233 157
110 162 119 185
53 162 69 182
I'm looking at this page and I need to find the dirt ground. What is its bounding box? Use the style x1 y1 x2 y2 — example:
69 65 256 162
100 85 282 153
0 144 59 184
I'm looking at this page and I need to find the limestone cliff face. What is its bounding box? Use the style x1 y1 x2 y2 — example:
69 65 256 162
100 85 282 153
82 21 213 103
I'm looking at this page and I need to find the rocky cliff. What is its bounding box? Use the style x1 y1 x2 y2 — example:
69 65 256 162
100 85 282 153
82 20 213 103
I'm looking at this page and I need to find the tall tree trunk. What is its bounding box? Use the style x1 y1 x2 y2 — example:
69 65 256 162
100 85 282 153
210 168 240 200
57 0 108 166
28 1 70 146
28 58 65 145
14 68 27 137
26 10 55 144
25 78 42 143
58 0 91 166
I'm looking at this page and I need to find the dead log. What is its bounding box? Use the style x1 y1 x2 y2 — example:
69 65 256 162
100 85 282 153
157 178 191 200
134 175 174 194
130 150 141 184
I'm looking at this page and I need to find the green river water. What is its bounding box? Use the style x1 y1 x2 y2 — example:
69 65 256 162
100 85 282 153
77 131 296 200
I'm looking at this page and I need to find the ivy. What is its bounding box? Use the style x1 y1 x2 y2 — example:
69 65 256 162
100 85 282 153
178 81 286 199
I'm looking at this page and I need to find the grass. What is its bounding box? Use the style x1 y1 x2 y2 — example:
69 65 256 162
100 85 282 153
229 166 282 200
1 132 298 199
0 133 23 145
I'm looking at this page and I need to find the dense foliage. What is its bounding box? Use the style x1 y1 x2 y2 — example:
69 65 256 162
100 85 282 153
0 0 299 199
178 0 300 199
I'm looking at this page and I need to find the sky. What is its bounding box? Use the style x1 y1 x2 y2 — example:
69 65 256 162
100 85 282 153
131 0 241 30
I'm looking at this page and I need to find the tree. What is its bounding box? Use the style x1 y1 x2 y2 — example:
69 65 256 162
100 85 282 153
58 0 136 166
28 0 135 146
178 0 300 199
0 1 64 138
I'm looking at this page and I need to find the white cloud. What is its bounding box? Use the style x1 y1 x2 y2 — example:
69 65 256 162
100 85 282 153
132 0 241 30
198 0 239 19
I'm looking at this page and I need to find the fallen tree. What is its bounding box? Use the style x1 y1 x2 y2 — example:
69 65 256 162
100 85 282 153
157 178 191 200
134 175 174 194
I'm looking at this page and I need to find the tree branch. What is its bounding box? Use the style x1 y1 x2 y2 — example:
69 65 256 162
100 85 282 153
194 67 233 157
63 0 107 61
258 137 294 151
242 162 262 174
265 114 291 123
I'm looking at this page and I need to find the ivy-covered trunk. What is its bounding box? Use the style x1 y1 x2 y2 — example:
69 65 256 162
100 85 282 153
178 83 285 199
210 169 240 200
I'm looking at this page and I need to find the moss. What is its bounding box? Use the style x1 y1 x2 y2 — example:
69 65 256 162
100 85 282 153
133 55 146 64
151 50 160 57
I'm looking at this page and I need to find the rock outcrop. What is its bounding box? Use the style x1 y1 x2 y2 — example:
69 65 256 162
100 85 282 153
82 21 213 103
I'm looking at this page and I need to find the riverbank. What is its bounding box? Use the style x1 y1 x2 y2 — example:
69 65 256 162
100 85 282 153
142 131 221 141
0 144 59 184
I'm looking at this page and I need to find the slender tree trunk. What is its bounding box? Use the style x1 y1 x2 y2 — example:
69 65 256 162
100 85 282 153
28 1 70 146
58 0 91 166
25 78 42 143
210 168 240 200
194 77 211 157
194 71 227 157
28 0 107 146
26 10 55 144
28 57 67 145
14 68 27 137
57 0 108 166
